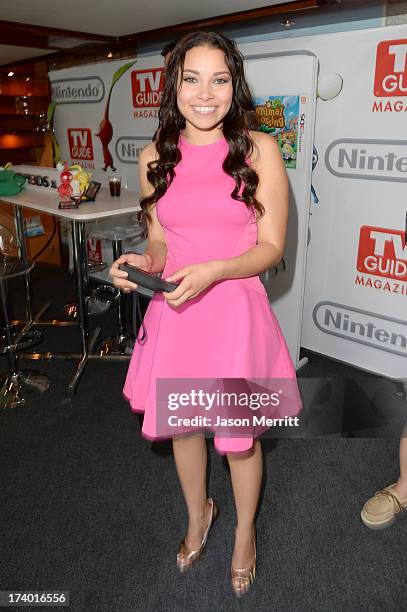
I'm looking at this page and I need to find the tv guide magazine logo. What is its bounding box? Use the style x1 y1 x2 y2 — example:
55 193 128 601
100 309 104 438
356 225 407 296
131 68 165 118
68 128 95 168
373 38 407 112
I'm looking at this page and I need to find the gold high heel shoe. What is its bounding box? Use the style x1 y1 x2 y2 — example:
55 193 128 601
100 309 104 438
177 497 219 573
230 531 257 598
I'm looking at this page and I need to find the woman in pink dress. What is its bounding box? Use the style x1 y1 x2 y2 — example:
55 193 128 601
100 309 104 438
109 31 302 597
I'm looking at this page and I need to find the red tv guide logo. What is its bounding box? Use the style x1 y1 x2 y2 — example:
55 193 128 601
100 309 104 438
68 128 94 160
357 226 407 282
374 38 407 97
131 69 165 108
87 237 102 264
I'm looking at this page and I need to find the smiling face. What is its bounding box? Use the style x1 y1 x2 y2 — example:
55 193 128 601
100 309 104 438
176 45 233 141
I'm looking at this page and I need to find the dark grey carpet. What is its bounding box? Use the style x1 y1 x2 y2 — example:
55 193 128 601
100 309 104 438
1 264 406 611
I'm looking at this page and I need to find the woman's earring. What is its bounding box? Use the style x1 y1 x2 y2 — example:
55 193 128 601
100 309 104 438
218 122 223 130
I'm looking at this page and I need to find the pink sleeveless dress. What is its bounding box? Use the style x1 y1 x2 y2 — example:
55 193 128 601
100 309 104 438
123 133 302 455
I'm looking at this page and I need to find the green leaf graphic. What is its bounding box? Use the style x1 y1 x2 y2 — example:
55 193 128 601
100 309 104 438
47 100 56 123
112 61 136 86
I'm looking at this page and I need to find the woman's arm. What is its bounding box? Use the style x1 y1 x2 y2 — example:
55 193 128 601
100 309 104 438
108 143 167 291
214 130 289 281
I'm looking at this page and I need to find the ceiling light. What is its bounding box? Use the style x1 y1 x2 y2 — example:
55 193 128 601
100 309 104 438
281 18 295 27
8 71 14 77
107 51 113 58
26 77 30 82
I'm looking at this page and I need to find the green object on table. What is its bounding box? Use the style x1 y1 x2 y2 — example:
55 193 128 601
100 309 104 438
0 169 26 196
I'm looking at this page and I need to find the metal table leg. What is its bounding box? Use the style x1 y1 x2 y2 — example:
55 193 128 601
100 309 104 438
68 220 100 392
112 238 126 345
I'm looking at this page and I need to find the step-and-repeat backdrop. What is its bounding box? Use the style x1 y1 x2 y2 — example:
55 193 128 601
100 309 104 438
240 24 407 380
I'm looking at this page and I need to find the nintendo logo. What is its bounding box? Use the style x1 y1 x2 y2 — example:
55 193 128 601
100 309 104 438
68 128 94 161
51 77 105 104
374 39 407 97
131 69 165 108
313 301 407 357
115 136 152 164
325 138 407 182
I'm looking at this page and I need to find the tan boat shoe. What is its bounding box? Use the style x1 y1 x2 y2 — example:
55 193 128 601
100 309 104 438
361 483 407 530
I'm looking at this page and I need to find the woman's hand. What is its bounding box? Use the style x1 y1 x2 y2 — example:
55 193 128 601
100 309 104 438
163 261 223 307
109 252 152 293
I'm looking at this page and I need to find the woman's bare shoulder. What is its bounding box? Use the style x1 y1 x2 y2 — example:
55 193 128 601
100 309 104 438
139 141 158 166
247 130 280 167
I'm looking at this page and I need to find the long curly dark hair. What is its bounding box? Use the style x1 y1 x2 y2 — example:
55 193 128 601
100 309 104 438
140 31 265 230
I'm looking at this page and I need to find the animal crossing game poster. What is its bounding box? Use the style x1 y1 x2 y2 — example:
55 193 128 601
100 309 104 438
253 95 306 169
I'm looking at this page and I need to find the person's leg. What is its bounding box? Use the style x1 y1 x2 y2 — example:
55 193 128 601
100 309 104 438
392 434 407 499
227 438 263 568
172 433 213 550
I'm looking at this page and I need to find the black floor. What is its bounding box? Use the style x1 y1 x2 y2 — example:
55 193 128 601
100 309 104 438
1 264 406 611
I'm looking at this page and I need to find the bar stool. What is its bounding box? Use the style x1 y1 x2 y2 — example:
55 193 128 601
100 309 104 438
0 225 49 408
63 242 111 320
87 222 145 355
